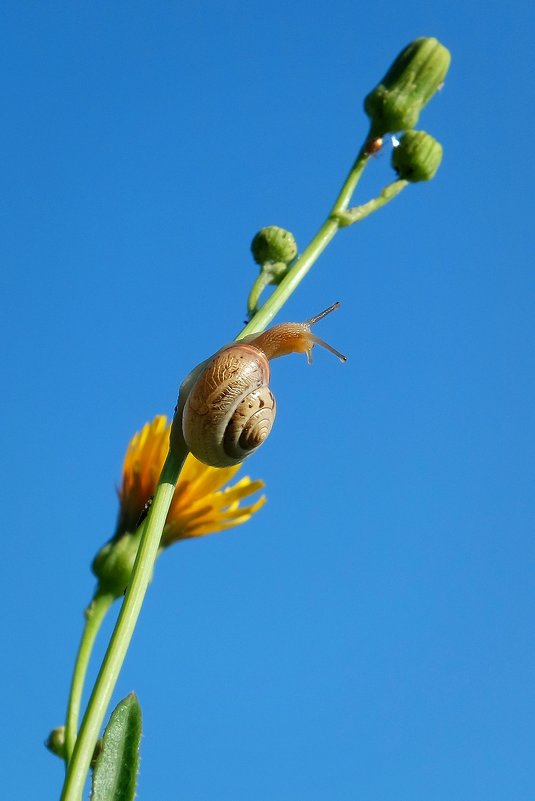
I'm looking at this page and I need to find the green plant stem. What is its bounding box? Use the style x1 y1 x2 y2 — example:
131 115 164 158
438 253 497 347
239 139 371 338
59 127 403 801
247 271 274 317
60 446 187 801
64 591 115 762
330 141 370 211
333 179 408 226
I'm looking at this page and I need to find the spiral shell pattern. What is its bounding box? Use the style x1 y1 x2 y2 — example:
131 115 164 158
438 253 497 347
182 344 276 467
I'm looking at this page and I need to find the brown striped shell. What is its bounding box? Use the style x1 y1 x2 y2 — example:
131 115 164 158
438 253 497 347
182 344 276 467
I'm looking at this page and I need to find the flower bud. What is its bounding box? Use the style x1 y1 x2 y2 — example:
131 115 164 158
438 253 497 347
92 530 147 599
364 37 451 135
45 726 66 759
391 130 443 182
251 226 297 267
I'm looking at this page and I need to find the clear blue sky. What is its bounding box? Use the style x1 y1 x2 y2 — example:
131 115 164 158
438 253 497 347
1 2 534 800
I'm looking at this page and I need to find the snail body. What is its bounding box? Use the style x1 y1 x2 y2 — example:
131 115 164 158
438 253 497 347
174 303 346 468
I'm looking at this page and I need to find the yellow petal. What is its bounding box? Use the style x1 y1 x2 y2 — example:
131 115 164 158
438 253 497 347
118 415 266 545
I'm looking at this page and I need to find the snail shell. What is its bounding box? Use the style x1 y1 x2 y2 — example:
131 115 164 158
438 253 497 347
182 343 276 467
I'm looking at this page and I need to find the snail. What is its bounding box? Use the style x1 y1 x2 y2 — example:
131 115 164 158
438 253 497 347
171 302 346 468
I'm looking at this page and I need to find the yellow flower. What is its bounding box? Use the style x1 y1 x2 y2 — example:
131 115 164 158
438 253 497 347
117 415 266 544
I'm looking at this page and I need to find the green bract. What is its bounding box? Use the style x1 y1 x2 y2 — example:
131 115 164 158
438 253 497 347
364 37 450 135
392 130 443 182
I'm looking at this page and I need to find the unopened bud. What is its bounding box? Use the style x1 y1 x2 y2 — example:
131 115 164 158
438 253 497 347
251 226 297 267
45 726 66 759
392 130 443 182
92 530 145 599
364 37 451 135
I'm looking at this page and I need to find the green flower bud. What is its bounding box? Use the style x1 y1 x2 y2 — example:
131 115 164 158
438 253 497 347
364 37 451 135
92 530 147 599
391 130 443 182
251 226 297 267
46 723 101 765
45 726 66 759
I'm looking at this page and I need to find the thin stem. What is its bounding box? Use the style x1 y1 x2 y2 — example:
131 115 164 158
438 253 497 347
60 150 361 782
247 271 273 317
333 179 408 226
60 447 187 801
239 138 372 338
59 125 398 801
64 591 114 762
330 140 370 213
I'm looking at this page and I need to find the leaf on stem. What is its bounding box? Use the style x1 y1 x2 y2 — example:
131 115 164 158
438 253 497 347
90 693 142 801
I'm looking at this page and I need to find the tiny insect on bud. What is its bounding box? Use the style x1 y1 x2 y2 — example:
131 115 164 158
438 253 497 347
391 130 443 182
364 37 451 136
364 137 384 155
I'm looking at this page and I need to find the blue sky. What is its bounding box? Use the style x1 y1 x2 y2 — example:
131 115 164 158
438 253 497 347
1 2 534 800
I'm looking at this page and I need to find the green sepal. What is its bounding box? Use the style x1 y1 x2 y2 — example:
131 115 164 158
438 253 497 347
364 37 451 135
90 693 142 801
392 130 443 182
92 530 145 599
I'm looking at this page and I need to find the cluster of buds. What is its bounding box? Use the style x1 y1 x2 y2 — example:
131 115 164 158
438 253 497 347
364 37 450 182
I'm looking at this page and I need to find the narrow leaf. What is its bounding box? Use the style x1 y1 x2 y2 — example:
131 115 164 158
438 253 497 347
91 693 142 801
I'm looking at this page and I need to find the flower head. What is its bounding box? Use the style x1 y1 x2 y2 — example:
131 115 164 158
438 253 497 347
117 415 266 544
93 415 266 597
